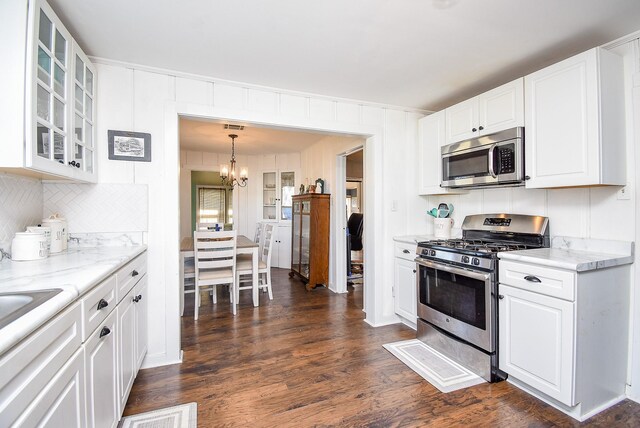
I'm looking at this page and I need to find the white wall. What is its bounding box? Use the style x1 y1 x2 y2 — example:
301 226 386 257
95 61 425 367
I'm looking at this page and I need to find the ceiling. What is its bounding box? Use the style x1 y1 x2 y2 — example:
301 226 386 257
180 117 343 154
49 0 640 110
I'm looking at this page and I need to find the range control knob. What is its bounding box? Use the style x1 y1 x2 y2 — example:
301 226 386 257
461 255 470 263
472 258 480 266
430 250 436 257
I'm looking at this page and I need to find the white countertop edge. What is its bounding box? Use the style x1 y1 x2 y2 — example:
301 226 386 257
0 245 147 356
498 248 634 272
393 235 435 244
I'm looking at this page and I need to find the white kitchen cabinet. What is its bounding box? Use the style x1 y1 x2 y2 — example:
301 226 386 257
0 302 82 427
498 258 630 421
85 310 119 428
499 284 575 405
134 277 148 371
524 47 625 188
262 170 297 223
118 286 137 412
445 78 524 144
17 347 86 428
418 111 466 195
272 224 292 269
393 242 417 327
0 0 96 182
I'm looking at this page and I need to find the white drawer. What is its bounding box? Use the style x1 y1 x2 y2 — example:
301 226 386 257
499 260 576 301
81 275 117 342
394 242 417 261
116 253 147 303
0 302 82 426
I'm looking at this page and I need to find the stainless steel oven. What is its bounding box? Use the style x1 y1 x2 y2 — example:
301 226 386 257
415 258 494 353
415 213 550 383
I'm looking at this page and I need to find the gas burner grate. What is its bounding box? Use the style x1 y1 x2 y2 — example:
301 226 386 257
420 239 535 254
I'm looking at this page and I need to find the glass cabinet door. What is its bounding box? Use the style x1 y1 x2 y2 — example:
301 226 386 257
72 45 95 176
280 171 295 221
263 172 277 220
291 201 301 273
300 212 310 278
34 6 70 168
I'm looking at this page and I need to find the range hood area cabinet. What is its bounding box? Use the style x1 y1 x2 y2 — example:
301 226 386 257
524 47 625 189
418 111 467 195
445 78 524 145
0 0 97 182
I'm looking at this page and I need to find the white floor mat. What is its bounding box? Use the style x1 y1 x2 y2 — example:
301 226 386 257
383 339 485 393
119 402 197 428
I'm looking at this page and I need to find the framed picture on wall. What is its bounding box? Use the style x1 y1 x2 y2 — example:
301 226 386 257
108 130 152 162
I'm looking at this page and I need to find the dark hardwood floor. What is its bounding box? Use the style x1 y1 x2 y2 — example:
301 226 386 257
124 268 640 427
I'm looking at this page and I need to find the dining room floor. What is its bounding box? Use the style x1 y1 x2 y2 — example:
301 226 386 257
123 268 640 427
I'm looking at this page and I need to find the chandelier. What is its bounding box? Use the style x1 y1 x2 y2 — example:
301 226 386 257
220 134 248 187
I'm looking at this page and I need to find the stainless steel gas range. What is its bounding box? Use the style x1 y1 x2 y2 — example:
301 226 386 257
415 213 549 382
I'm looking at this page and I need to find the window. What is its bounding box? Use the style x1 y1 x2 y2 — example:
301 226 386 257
197 187 226 224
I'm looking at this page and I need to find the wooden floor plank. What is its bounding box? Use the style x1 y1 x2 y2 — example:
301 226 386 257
124 268 640 426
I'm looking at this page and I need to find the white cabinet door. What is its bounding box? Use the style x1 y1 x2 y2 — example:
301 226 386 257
26 0 75 178
498 284 575 406
445 97 478 144
418 112 466 195
478 78 524 135
394 257 417 323
117 288 136 411
85 310 118 428
275 224 292 269
524 48 625 188
17 348 85 428
134 276 148 371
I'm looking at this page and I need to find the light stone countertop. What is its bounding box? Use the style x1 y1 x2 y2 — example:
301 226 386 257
0 245 147 356
498 247 633 272
393 235 436 245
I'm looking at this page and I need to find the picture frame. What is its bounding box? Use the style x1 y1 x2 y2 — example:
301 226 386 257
108 130 151 162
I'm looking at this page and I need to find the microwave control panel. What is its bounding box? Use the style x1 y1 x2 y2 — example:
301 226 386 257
497 146 515 174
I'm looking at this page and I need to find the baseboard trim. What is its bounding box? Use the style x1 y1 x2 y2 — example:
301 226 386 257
141 351 183 369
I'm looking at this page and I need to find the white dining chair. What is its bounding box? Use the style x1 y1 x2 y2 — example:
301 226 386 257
236 223 274 302
193 230 237 319
181 258 196 316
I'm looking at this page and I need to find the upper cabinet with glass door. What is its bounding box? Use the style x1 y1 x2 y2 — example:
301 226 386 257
261 169 296 223
0 0 97 182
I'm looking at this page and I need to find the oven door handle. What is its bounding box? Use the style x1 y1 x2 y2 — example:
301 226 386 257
415 257 491 282
488 143 497 178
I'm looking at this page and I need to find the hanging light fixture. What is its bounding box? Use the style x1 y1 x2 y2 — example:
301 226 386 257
220 134 248 187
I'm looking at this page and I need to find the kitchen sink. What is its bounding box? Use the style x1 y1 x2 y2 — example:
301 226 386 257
0 289 63 329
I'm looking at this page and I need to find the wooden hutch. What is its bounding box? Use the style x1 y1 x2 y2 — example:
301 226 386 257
289 193 330 290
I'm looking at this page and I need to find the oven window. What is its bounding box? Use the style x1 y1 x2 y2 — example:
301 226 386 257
443 148 490 180
419 266 486 330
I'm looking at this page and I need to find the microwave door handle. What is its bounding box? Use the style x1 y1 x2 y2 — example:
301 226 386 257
488 144 498 178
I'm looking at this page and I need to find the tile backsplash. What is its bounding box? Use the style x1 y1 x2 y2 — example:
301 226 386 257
0 173 44 254
43 183 148 233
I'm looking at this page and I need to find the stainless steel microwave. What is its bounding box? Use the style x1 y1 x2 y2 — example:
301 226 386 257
441 127 524 189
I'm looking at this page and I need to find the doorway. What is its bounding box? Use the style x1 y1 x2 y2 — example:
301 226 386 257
346 150 364 294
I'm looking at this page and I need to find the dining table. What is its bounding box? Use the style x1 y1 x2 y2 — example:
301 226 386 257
180 234 260 312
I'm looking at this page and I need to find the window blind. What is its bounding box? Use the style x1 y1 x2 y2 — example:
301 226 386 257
198 187 225 224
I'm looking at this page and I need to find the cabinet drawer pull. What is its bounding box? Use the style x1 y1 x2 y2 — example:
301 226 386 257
402 249 410 254
498 294 504 300
472 127 477 132
137 294 143 301
99 326 111 338
413 269 416 273
132 270 139 277
96 298 109 310
524 275 541 283
479 126 484 131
